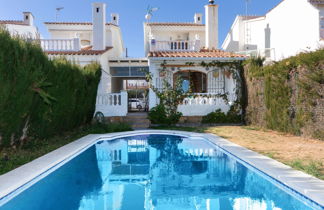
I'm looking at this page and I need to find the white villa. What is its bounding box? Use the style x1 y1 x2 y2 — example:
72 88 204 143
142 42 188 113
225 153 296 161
222 0 324 61
1 1 246 123
0 12 39 39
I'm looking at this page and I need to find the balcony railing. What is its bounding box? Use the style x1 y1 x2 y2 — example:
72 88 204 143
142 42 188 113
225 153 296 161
150 40 200 52
40 38 81 51
178 93 230 116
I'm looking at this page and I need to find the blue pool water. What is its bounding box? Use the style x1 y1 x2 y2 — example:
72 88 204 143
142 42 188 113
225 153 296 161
0 134 322 210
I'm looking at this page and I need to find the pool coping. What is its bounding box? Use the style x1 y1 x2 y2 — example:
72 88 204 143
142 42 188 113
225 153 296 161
0 130 323 208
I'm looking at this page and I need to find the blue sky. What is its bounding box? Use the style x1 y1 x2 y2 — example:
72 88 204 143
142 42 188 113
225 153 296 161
0 0 282 57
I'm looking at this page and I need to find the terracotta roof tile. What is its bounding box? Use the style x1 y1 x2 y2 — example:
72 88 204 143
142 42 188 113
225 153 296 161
0 20 27 25
309 0 324 3
146 22 205 27
44 22 117 26
148 49 245 58
241 15 264 20
45 47 112 56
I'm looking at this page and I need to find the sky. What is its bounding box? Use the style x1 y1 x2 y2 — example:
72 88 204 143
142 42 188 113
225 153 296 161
0 0 282 57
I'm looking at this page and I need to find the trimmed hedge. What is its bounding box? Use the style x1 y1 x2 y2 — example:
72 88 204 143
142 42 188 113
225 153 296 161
0 29 101 148
244 50 324 140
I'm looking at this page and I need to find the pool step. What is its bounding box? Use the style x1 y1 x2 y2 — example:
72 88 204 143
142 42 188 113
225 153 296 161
125 113 150 129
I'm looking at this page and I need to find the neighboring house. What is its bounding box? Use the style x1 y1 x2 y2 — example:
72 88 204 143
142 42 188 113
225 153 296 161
222 0 324 61
42 3 125 105
0 12 39 39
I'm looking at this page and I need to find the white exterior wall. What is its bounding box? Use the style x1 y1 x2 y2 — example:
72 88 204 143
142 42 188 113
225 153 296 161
222 0 323 61
4 24 39 39
108 26 124 57
266 0 320 60
245 18 266 51
222 16 242 52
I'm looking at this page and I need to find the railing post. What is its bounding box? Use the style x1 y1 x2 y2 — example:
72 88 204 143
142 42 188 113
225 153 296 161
73 38 81 51
121 91 128 115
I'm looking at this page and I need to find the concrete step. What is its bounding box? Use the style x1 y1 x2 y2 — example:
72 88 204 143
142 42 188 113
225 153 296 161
124 113 150 129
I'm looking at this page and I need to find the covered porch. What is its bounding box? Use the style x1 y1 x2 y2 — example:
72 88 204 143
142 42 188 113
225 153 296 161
148 58 241 117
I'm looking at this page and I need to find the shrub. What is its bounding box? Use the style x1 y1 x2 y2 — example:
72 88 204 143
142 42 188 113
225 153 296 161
0 29 101 148
148 104 182 125
202 106 242 124
145 65 187 125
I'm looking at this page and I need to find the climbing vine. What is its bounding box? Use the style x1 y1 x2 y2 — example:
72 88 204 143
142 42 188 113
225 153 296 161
199 60 247 122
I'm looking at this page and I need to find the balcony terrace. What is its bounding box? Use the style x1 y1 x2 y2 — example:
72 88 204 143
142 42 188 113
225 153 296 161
40 38 81 51
150 40 200 52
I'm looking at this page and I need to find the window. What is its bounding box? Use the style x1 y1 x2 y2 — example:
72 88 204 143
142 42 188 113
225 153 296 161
96 7 100 13
174 71 207 93
110 66 148 77
198 17 200 21
113 16 116 21
26 16 29 20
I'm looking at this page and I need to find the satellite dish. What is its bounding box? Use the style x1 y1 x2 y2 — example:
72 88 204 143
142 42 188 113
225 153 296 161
145 14 152 21
56 7 64 11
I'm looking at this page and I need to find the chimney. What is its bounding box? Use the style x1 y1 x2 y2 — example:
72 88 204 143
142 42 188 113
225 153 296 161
111 13 119 25
92 2 106 50
23 12 34 26
205 0 218 49
194 13 203 24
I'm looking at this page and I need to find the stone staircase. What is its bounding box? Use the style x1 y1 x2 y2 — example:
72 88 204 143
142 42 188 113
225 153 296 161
124 113 151 129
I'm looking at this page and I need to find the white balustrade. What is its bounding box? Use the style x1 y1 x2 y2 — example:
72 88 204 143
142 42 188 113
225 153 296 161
178 93 229 116
95 91 128 117
40 38 81 51
182 93 225 106
150 40 200 52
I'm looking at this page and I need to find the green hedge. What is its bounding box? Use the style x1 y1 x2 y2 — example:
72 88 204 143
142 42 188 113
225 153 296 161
0 29 101 148
244 50 324 140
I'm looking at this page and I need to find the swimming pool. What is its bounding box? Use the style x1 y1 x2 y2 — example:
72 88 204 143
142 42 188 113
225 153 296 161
0 131 323 209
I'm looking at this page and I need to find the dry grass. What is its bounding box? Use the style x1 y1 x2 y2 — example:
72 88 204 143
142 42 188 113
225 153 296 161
204 126 324 179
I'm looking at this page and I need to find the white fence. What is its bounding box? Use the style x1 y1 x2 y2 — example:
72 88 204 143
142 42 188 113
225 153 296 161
95 91 128 117
40 38 81 51
150 40 200 52
178 93 230 116
236 48 276 61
